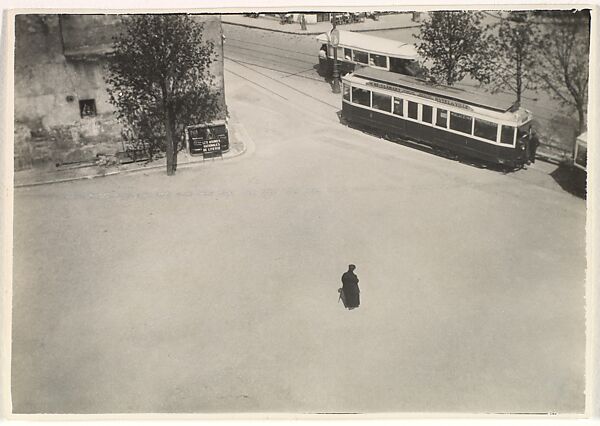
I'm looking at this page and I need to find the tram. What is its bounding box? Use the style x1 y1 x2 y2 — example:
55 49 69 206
573 132 587 172
185 120 229 156
317 29 420 77
341 67 534 169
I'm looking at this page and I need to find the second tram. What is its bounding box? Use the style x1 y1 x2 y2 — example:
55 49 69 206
341 67 535 169
317 29 420 77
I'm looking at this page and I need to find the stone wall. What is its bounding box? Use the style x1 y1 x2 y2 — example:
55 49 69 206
14 14 225 170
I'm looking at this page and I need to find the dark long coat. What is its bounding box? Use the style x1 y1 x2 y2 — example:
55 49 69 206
341 271 360 308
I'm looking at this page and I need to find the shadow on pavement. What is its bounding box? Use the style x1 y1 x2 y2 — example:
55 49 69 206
550 164 587 199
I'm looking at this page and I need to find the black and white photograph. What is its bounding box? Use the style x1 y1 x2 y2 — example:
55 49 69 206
1 3 598 419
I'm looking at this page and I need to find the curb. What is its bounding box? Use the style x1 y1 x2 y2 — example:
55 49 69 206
355 24 421 32
222 20 420 35
14 139 248 189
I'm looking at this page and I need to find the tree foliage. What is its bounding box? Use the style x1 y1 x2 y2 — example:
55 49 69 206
415 11 492 86
106 14 221 175
488 11 536 104
529 10 590 134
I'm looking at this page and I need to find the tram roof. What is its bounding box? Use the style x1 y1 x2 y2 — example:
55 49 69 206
348 67 518 113
316 30 418 60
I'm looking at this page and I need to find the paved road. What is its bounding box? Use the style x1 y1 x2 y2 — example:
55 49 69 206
224 24 322 81
11 27 586 415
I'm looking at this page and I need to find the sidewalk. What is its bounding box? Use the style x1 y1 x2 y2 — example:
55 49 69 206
221 13 421 35
14 120 247 188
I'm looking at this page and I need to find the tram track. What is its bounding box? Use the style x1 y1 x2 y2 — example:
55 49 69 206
224 56 323 83
224 24 564 115
225 40 556 114
224 25 575 159
225 37 317 59
224 56 339 110
224 66 289 101
224 58 567 175
225 43 316 68
224 40 324 83
223 25 323 81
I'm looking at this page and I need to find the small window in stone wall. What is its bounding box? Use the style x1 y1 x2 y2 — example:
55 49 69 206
79 99 96 118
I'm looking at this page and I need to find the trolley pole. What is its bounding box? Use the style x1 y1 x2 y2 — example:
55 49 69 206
331 16 341 94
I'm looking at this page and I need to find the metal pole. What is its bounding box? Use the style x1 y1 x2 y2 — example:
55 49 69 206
332 15 341 94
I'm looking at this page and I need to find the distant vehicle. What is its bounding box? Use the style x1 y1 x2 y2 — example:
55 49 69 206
573 132 587 172
341 67 535 169
316 29 420 77
186 120 229 156
572 132 587 193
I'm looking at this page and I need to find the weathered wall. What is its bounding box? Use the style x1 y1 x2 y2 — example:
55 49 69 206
14 14 225 169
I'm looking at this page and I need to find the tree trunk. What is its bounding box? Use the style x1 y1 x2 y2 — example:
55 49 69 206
577 103 586 135
446 69 453 86
161 81 176 176
168 106 178 172
165 109 175 176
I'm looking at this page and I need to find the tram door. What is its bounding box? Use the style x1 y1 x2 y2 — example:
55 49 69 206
392 98 406 135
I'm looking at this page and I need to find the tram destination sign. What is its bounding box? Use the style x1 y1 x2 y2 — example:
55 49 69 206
366 81 473 111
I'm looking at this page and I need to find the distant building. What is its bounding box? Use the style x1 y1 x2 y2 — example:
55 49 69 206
14 14 225 169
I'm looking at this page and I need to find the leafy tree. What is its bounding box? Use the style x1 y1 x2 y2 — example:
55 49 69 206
488 11 536 104
106 14 221 175
529 10 590 134
414 11 493 86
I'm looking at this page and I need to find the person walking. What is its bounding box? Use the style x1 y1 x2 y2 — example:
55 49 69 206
341 264 360 309
318 44 328 76
529 128 540 164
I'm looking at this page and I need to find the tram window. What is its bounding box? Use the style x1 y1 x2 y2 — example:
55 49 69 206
344 48 352 61
372 92 392 112
422 105 433 124
474 118 498 142
450 112 473 134
343 83 351 101
407 101 419 120
500 125 515 145
436 109 448 127
393 98 403 116
370 53 387 68
407 101 418 119
352 87 371 107
390 57 411 74
353 50 368 64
